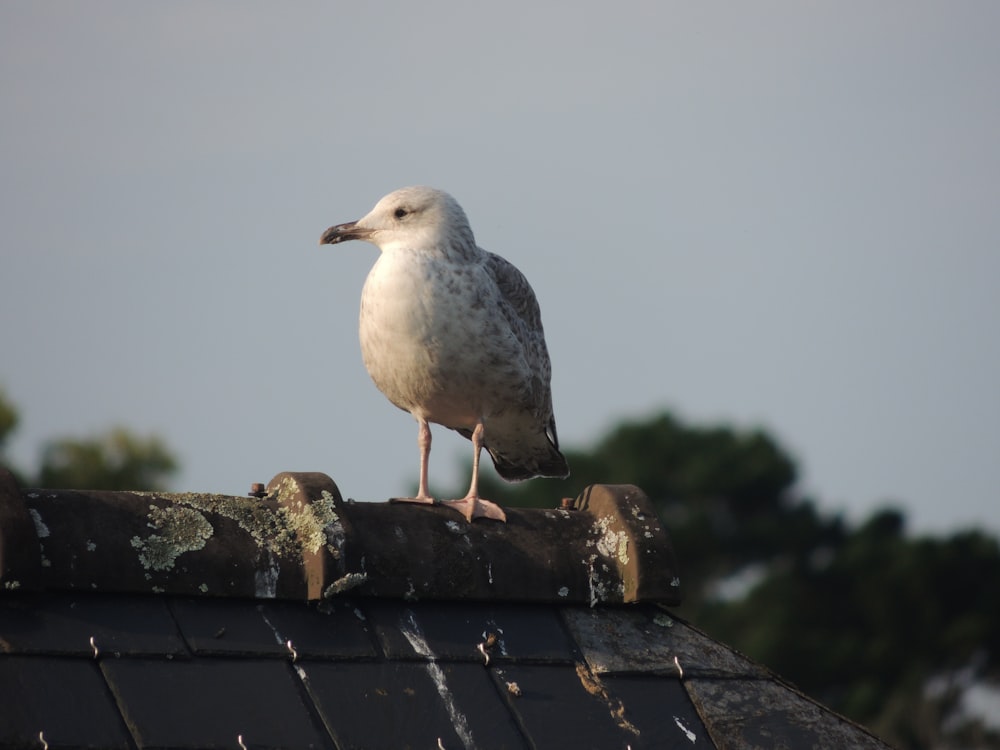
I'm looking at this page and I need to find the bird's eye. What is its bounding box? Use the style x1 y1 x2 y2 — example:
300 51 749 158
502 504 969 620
394 207 408 219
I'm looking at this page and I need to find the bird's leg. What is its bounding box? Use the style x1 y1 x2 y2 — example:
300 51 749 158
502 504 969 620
441 421 507 523
416 418 433 500
390 419 436 505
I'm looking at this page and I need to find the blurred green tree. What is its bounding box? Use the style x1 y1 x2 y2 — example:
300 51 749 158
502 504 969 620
36 426 178 491
0 387 29 486
0 386 19 455
0 386 178 491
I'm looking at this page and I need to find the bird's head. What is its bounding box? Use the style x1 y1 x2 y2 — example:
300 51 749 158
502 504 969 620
319 186 476 257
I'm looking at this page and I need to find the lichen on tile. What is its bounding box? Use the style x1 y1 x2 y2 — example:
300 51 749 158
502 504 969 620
593 515 630 565
131 481 344 561
130 504 214 572
322 572 367 598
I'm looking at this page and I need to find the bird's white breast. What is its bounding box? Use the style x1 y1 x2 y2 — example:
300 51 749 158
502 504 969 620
359 249 525 429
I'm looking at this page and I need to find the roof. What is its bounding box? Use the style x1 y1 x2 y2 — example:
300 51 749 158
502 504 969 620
0 467 892 750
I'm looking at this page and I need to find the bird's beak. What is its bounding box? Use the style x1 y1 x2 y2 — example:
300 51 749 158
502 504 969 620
319 221 374 246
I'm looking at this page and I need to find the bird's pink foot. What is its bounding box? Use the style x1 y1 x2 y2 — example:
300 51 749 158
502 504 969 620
390 496 437 506
441 496 507 523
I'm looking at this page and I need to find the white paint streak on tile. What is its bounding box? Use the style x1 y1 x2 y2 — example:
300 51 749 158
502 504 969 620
399 611 476 750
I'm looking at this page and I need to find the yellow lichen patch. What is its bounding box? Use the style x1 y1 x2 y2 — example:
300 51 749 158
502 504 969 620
131 491 284 551
268 475 301 506
131 505 214 571
130 483 344 562
276 490 341 556
322 572 367 598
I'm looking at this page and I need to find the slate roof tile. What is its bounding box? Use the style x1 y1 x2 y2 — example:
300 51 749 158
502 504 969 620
364 600 576 664
0 655 133 749
257 598 378 660
600 674 712 749
686 674 893 750
302 660 525 750
103 658 331 749
0 592 186 658
168 597 298 657
562 604 769 678
490 662 643 749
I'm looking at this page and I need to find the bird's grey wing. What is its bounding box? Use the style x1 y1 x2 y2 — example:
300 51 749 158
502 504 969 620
483 251 545 338
482 250 557 431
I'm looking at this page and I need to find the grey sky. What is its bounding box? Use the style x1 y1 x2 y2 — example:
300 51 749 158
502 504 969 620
2 2 998 534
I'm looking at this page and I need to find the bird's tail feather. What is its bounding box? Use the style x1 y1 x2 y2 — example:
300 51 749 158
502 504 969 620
456 416 570 482
487 445 570 482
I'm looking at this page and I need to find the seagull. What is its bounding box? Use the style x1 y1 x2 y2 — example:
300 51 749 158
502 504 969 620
320 186 569 522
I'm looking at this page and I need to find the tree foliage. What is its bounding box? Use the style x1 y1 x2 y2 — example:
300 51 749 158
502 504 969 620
0 387 18 453
0 387 28 486
36 427 178 491
0 387 178 492
470 410 1000 750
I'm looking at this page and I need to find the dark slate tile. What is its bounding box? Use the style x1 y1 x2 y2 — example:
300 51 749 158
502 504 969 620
0 655 132 749
602 674 713 749
257 599 377 660
432 663 528 750
0 592 187 658
491 663 642 750
167 597 288 656
364 601 576 663
102 658 331 749
301 661 526 750
686 676 893 750
562 604 769 678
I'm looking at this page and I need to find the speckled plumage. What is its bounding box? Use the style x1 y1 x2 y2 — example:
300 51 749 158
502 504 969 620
320 186 568 521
